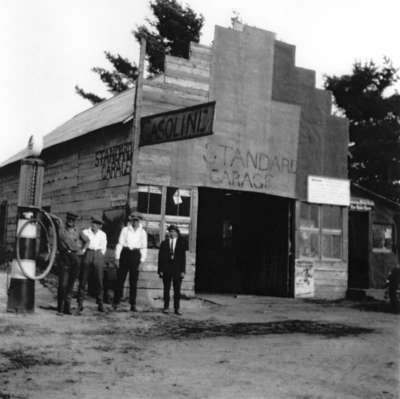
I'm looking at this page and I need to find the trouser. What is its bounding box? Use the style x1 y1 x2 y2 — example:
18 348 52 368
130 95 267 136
77 249 104 305
57 252 80 313
114 248 141 306
103 266 117 303
163 273 182 311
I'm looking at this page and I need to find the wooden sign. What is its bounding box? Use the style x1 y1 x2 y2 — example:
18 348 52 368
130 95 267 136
140 101 215 147
295 261 314 297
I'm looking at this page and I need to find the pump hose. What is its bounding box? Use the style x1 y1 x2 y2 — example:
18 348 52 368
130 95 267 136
15 210 57 280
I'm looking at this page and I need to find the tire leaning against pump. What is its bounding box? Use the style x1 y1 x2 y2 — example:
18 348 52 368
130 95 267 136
15 210 57 280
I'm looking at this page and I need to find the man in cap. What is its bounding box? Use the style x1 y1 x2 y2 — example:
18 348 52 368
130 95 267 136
113 213 147 312
158 225 186 315
77 217 107 312
56 212 82 315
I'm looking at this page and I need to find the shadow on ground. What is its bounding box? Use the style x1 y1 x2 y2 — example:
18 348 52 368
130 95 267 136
78 316 374 340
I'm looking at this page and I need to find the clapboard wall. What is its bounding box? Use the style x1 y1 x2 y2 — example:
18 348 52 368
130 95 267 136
0 24 349 300
0 42 212 299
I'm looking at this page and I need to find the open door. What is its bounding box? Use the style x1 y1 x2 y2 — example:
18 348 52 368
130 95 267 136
195 188 293 297
348 211 370 288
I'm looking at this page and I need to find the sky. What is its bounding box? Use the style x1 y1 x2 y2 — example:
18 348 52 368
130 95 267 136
0 0 399 165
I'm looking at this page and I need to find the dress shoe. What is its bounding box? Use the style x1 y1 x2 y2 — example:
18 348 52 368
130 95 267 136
174 310 182 316
130 305 137 312
162 308 169 314
98 303 105 312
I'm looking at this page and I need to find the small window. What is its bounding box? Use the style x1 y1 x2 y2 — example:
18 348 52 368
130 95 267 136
299 202 319 258
166 187 191 216
373 224 393 253
300 203 319 228
138 185 162 214
321 205 342 259
322 206 341 229
322 234 342 259
298 230 319 258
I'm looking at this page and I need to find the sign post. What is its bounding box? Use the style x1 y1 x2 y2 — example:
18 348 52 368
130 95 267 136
127 37 146 213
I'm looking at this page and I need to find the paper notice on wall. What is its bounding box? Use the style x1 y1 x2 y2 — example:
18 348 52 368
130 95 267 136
295 261 314 297
308 175 350 206
173 190 183 205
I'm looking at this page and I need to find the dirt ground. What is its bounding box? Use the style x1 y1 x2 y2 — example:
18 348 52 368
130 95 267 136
0 272 399 399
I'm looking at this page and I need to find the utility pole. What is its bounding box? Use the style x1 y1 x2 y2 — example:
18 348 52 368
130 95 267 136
127 37 146 213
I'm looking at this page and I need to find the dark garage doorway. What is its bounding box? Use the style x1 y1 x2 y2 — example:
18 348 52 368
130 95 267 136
195 188 294 297
348 211 370 289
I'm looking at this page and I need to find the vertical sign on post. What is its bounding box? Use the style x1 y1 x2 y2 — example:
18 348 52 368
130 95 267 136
127 37 147 213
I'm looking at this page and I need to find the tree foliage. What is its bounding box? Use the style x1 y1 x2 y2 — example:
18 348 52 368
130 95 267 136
135 0 204 75
76 0 204 104
324 59 400 202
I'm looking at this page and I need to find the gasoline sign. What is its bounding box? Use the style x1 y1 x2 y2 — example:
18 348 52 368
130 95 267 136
140 101 215 147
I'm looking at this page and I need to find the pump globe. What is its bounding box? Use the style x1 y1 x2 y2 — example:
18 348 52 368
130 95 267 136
26 134 43 157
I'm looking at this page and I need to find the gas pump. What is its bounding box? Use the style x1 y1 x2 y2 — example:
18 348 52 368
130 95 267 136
7 135 58 313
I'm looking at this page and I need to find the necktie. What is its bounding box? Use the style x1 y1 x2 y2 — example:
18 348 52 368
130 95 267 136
170 239 174 259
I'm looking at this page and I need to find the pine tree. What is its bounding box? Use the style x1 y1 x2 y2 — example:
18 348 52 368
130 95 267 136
325 59 400 202
76 0 204 104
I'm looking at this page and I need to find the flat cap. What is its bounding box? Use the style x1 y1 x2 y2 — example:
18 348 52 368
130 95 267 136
128 213 142 221
66 212 78 220
91 216 104 225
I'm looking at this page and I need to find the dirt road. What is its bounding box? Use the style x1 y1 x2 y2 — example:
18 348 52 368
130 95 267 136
0 273 399 399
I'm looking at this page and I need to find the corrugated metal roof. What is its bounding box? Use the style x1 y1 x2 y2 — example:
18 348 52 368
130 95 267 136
1 88 136 167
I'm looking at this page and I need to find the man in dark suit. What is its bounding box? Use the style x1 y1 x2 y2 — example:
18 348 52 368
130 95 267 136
158 225 186 315
56 212 82 315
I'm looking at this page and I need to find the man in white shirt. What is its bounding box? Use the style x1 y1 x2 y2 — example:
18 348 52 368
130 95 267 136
113 213 147 312
77 217 107 313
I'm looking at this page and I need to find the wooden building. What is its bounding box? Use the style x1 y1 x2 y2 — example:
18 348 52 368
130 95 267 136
0 23 350 301
349 184 400 291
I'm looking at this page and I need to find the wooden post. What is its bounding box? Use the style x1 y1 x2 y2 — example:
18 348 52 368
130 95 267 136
127 37 146 213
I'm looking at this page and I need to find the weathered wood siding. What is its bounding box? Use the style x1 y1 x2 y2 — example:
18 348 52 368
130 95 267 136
0 24 350 300
272 40 348 201
0 44 210 296
271 38 349 299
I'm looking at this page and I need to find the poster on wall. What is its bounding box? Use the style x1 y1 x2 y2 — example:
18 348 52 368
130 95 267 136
308 175 350 206
295 261 314 297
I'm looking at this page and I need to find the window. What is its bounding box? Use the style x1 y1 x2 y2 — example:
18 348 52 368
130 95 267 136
298 203 320 258
372 224 393 253
298 202 343 260
138 185 162 214
136 185 193 250
321 206 342 259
